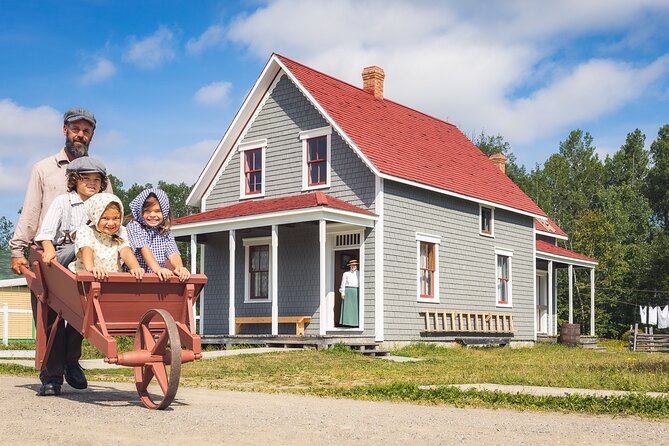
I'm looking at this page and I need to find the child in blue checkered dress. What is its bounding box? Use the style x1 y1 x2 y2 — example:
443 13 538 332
125 188 191 281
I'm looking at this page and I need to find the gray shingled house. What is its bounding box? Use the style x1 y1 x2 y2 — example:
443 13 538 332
172 54 598 347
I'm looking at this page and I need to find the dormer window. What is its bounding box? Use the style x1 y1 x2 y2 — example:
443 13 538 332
300 126 331 190
239 139 267 199
480 205 494 237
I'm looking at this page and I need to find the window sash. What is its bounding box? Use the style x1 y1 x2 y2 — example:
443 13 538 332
307 136 327 186
481 207 492 234
249 245 269 299
244 149 262 194
419 241 435 298
497 255 509 304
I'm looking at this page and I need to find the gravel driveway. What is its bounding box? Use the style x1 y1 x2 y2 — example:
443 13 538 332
2 376 668 446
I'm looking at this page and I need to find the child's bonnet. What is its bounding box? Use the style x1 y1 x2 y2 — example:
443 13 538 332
69 193 128 272
129 188 171 229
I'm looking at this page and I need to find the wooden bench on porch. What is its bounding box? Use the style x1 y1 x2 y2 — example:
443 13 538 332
420 311 514 334
235 316 312 336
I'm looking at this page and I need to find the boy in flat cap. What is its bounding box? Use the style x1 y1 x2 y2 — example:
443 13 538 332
35 156 108 267
9 107 111 396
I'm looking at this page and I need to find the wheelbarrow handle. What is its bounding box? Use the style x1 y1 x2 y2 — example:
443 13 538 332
19 263 37 288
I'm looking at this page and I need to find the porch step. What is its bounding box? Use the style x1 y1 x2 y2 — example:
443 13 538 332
580 336 606 351
360 349 390 357
345 342 390 357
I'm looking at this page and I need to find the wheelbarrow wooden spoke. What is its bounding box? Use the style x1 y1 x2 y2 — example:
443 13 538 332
140 324 156 351
151 362 170 394
151 330 169 356
133 309 182 410
136 366 155 393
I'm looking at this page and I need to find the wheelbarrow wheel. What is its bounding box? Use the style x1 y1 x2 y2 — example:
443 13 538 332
134 309 182 410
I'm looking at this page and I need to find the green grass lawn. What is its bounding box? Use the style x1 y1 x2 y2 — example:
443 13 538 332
4 340 669 418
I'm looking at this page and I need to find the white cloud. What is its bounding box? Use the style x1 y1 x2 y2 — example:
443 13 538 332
0 100 64 219
194 81 233 108
225 0 669 154
124 26 177 69
105 139 217 188
186 25 226 55
80 57 117 85
0 99 62 163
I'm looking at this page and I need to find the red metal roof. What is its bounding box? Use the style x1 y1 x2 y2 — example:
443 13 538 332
535 217 568 238
536 240 597 263
174 192 375 225
275 54 546 217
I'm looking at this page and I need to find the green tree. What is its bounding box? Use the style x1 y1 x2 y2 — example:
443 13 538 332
645 124 669 229
605 129 648 188
0 216 14 250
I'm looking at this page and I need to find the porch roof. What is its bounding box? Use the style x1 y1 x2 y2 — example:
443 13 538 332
536 240 598 267
172 192 377 236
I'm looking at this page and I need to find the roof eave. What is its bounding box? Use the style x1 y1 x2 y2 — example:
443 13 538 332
536 250 598 267
172 206 377 237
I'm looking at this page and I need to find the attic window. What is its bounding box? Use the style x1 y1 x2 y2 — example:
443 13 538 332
480 205 494 237
300 126 331 191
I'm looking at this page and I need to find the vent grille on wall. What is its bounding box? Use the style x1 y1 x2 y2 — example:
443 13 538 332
335 233 360 248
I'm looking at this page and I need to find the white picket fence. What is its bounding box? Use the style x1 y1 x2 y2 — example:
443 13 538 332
1 303 32 346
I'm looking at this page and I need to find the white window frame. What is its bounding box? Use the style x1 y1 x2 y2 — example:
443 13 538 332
300 126 332 191
239 138 267 199
479 205 495 237
416 233 441 303
495 248 513 307
243 236 272 303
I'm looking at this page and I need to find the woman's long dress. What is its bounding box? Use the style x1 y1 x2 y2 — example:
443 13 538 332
340 286 359 327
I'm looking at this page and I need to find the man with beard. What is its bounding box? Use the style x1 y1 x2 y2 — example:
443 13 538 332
9 107 111 396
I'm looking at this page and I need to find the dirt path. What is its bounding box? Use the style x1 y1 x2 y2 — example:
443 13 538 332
2 376 668 446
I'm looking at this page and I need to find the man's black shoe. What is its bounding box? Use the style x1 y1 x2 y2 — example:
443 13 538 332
64 364 87 389
37 382 61 396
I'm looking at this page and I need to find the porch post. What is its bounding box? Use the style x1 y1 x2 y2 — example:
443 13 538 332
190 235 197 274
228 230 236 336
271 225 279 336
590 268 595 336
319 219 327 336
374 177 385 342
568 264 574 324
547 260 553 336
190 235 202 335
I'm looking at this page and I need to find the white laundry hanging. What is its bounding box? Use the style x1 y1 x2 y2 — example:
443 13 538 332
640 306 647 324
648 306 659 326
658 306 669 329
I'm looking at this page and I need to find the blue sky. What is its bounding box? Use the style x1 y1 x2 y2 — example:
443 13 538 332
1 0 668 225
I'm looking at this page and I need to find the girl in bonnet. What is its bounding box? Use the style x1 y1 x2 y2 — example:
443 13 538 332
69 193 144 280
126 188 190 281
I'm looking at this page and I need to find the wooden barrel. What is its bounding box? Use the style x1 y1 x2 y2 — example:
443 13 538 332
559 323 581 347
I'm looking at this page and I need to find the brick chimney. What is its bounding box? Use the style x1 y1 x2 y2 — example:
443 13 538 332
362 66 385 99
489 153 506 174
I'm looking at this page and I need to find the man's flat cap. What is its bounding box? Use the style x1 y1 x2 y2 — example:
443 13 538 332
63 107 96 129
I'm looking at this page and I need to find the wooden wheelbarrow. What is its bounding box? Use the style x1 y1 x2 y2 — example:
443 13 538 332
21 246 207 409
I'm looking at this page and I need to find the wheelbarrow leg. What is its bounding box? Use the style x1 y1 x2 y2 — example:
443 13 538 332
34 294 62 373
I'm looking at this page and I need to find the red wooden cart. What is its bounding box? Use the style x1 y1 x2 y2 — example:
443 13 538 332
21 247 207 410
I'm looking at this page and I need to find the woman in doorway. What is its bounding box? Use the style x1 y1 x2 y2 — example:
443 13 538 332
339 259 359 327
